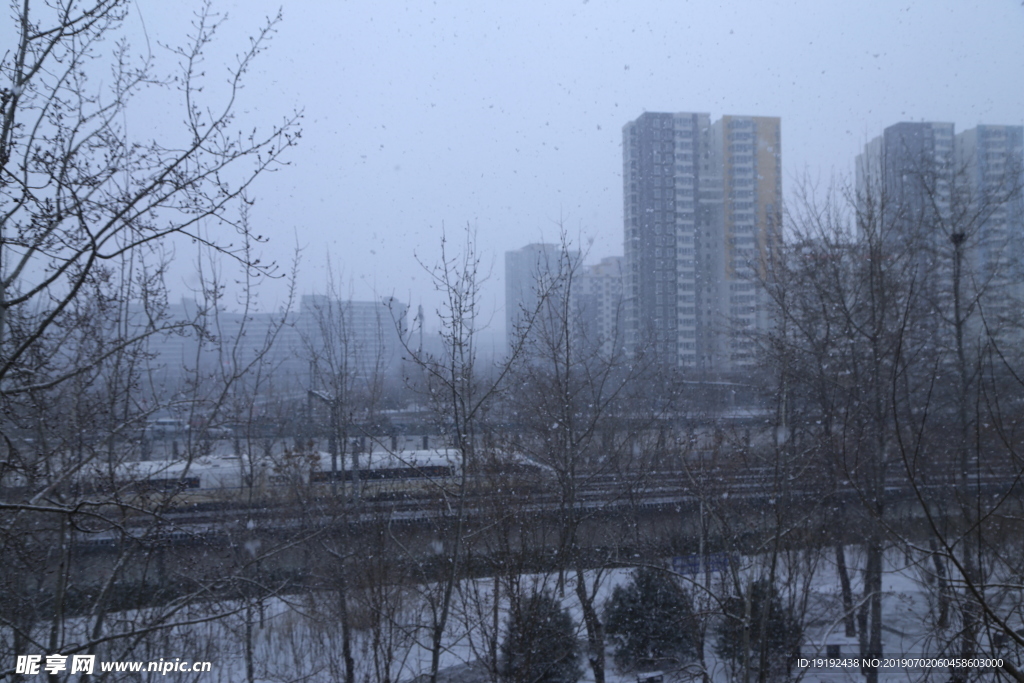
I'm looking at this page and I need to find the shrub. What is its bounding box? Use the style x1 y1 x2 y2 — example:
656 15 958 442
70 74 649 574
500 590 582 683
713 578 802 679
604 567 700 671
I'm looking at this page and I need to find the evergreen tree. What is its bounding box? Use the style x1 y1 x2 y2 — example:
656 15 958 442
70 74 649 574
501 591 582 683
714 578 802 679
603 567 700 671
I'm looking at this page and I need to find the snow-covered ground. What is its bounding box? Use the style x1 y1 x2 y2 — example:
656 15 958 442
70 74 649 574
402 548 1016 683
26 547 1014 681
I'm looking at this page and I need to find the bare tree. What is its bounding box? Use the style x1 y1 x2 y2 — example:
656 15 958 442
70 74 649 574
296 267 401 683
397 225 554 683
765 143 1024 681
762 167 930 682
0 0 300 676
502 234 654 683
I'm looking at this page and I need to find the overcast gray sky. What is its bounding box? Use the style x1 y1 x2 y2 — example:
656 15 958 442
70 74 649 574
106 1 1024 329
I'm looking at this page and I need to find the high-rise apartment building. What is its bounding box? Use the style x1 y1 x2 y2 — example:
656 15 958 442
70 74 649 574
856 122 955 243
956 125 1024 318
856 122 1024 325
299 295 409 382
505 243 579 353
141 296 408 392
622 112 781 372
573 256 625 358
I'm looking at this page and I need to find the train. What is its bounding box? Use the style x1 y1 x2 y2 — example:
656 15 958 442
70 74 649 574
4 447 547 511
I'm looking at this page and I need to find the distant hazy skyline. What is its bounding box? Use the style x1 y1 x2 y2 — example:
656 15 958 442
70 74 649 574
19 0 1024 332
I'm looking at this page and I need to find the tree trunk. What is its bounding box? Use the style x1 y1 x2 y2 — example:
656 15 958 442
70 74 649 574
574 567 605 683
339 576 356 683
245 602 255 683
860 539 883 683
928 539 950 629
836 544 857 637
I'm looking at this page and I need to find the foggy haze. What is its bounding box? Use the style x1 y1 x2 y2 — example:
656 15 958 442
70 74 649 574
103 0 1024 332
6 2 1024 678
